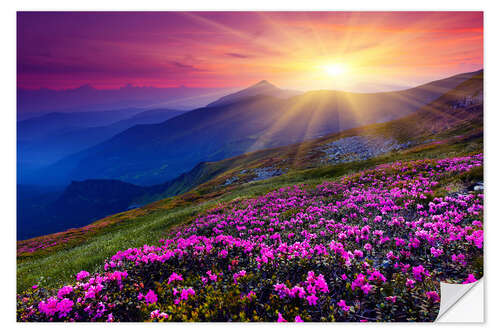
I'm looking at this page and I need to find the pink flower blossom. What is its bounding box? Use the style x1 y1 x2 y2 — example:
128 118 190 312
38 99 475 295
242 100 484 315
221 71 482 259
233 270 246 284
463 274 477 284
57 285 73 299
385 296 397 303
337 299 351 311
306 294 318 306
430 247 443 258
56 298 74 318
360 283 373 294
167 272 183 285
76 271 90 281
144 289 158 305
406 279 416 288
150 309 168 320
38 297 58 317
425 291 440 303
412 265 429 281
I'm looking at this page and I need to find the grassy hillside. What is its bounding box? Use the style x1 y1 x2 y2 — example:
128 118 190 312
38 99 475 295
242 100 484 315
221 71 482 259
17 73 483 293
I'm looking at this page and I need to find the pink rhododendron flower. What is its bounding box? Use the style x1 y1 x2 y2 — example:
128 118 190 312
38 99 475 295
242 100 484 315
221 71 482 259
144 290 158 305
406 279 416 288
233 270 246 284
430 247 443 257
57 285 73 299
56 298 74 318
179 287 195 301
150 310 168 320
38 297 58 317
360 283 373 294
76 271 90 281
412 265 429 281
167 272 183 285
385 296 397 303
306 294 318 306
463 274 477 284
351 273 366 290
337 299 351 311
206 270 218 282
354 250 364 258
425 291 440 303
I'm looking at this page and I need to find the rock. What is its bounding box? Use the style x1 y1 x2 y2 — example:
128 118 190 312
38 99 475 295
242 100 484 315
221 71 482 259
473 182 484 192
251 167 284 181
319 135 413 165
223 176 239 186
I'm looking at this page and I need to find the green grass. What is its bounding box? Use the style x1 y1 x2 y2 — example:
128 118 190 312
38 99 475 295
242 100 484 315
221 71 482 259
17 202 209 292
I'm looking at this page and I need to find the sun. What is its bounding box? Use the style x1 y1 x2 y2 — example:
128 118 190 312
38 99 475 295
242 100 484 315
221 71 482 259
323 63 348 77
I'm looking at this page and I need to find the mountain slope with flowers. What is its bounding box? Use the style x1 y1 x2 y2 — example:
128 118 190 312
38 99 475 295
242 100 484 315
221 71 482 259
17 72 482 284
18 153 483 322
17 73 483 322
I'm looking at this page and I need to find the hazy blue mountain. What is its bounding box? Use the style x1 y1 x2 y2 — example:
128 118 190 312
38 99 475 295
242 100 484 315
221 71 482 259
18 108 188 183
17 108 144 141
17 84 236 118
17 179 149 240
17 184 65 240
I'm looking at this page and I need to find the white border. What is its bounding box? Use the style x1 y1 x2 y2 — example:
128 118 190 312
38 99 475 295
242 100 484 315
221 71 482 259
2 0 499 332
437 279 484 322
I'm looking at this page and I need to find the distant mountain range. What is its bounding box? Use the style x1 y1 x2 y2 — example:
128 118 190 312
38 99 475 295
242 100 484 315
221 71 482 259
18 108 188 182
37 69 482 187
16 70 483 240
17 85 237 118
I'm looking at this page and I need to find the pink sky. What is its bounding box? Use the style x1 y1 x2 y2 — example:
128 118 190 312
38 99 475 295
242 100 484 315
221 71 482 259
17 11 483 92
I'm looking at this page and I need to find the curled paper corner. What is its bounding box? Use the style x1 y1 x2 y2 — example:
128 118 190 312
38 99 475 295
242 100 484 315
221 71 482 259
436 278 484 322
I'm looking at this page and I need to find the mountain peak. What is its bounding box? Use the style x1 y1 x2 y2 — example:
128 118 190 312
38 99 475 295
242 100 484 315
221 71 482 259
206 79 300 108
251 80 276 88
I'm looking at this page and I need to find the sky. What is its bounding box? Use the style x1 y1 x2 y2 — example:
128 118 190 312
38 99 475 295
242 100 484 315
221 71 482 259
17 11 483 92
